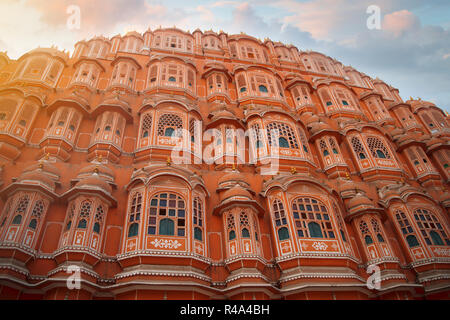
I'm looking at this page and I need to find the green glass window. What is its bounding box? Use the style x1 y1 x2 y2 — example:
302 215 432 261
279 137 289 148
278 227 290 241
159 218 175 236
28 219 37 230
128 223 139 237
194 227 202 241
308 222 323 238
406 235 419 248
12 215 22 225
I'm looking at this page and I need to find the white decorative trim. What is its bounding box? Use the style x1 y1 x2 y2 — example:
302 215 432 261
117 250 211 264
47 265 100 279
279 272 365 283
226 272 271 284
115 270 211 282
0 243 37 256
276 252 361 264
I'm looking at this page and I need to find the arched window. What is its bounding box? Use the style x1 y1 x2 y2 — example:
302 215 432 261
413 208 450 246
159 218 175 236
12 215 22 225
164 127 175 137
278 227 289 241
128 223 139 237
279 137 289 148
291 197 335 239
128 192 142 237
193 197 203 242
273 199 289 240
371 219 383 239
359 220 373 245
77 201 91 229
77 219 87 229
430 231 444 245
28 219 37 230
350 136 368 161
308 222 323 238
147 193 186 237
93 222 100 234
12 196 30 225
365 235 373 244
259 85 268 93
237 74 247 95
194 227 202 241
148 65 158 85
64 203 76 233
395 209 420 248
239 211 251 239
367 137 391 159
266 122 299 149
157 113 183 138
189 118 197 143
72 62 100 87
406 235 420 248
92 205 104 235
141 113 153 138
111 62 136 88
21 56 48 80
227 213 236 241
333 203 349 244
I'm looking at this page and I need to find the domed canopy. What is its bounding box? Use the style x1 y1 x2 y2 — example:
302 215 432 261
211 109 236 122
0 160 61 199
76 176 112 194
213 182 264 217
18 171 56 190
300 112 319 125
21 161 61 179
345 192 381 220
347 192 373 209
60 162 117 207
220 184 253 202
218 170 249 189
77 163 115 183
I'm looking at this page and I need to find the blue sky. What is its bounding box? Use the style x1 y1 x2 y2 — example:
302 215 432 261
1 0 449 111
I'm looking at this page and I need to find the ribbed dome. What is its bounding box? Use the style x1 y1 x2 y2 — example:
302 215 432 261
218 171 247 185
347 192 373 209
18 171 56 189
309 121 329 134
22 162 60 178
78 164 115 180
211 109 236 121
76 175 112 194
301 112 319 125
15 161 60 192
220 184 252 202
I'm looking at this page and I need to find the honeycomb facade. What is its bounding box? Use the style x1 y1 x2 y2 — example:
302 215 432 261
0 27 449 300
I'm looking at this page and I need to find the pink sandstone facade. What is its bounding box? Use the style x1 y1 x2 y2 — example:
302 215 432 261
0 27 449 300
